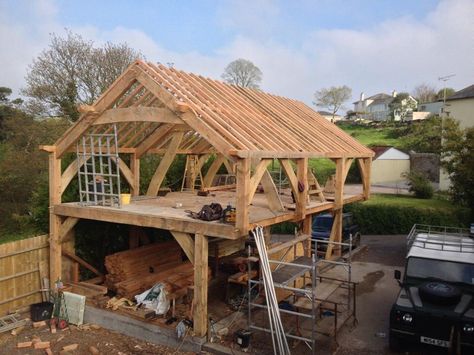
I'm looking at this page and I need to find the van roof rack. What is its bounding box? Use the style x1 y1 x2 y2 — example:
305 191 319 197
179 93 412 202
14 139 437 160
407 224 474 254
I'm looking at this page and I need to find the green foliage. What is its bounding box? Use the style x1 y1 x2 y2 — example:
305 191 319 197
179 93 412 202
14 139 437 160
399 115 442 154
337 122 402 147
309 158 335 185
441 119 474 214
23 31 142 120
0 87 12 102
437 88 455 101
271 222 298 234
388 92 417 121
0 103 69 236
403 171 434 199
345 194 470 234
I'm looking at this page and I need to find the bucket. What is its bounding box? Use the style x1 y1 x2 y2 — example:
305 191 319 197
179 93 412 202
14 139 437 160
121 193 131 205
235 329 251 348
30 301 54 322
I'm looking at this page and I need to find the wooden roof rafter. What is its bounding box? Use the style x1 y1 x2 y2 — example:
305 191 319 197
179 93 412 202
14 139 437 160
51 60 374 160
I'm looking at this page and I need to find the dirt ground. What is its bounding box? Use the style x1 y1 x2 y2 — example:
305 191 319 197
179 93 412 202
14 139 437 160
0 235 408 355
0 323 193 355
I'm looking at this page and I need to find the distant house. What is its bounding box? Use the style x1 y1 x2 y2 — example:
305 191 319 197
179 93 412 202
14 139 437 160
418 101 443 115
352 91 417 121
439 84 474 190
444 84 474 129
317 111 343 122
371 146 410 185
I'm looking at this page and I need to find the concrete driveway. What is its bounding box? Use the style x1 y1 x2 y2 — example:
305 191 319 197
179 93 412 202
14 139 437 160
335 235 406 355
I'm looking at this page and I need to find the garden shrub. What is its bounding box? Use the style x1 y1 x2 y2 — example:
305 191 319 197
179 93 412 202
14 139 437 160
345 203 470 235
403 171 434 199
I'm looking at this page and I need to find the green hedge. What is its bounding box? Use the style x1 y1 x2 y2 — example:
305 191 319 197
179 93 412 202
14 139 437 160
271 194 471 235
345 203 471 235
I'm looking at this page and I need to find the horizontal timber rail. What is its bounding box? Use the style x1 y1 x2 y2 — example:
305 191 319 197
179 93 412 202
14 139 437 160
53 203 241 239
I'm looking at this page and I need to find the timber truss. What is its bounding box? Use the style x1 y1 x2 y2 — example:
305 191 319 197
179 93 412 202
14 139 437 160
40 60 374 337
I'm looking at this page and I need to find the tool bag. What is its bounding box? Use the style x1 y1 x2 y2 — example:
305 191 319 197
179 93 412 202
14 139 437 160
187 203 223 221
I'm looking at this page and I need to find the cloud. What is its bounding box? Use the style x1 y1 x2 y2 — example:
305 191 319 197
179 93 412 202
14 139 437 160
1 0 473 111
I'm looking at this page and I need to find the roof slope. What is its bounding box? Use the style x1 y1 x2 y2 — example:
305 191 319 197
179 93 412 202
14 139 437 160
447 84 474 101
54 61 373 159
135 62 372 158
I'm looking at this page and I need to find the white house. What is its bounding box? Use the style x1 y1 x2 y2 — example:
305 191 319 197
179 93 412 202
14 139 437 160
353 91 417 121
317 111 343 122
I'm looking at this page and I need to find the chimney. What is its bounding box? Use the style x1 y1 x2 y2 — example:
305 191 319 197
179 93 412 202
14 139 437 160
360 92 365 101
392 90 397 97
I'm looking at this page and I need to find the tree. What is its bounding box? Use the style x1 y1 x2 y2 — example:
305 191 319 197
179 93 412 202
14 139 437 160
313 86 352 121
0 87 12 102
400 115 442 154
221 59 262 89
23 30 142 121
388 92 417 121
441 118 474 213
436 87 455 101
412 84 437 104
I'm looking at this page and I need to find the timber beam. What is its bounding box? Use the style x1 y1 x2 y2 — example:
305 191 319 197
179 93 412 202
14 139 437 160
92 106 184 125
193 233 208 337
146 131 184 196
171 231 194 264
235 158 251 235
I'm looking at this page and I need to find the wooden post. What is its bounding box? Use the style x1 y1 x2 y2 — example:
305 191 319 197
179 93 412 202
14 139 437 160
325 158 345 259
193 233 208 337
130 153 140 196
49 151 62 284
302 214 312 257
296 158 308 220
357 157 372 200
236 158 250 235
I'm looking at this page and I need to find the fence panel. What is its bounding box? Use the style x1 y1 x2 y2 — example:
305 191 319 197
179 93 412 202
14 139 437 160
0 235 49 316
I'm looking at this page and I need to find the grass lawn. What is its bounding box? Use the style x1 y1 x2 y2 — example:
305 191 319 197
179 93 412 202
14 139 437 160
338 123 402 148
364 193 458 210
0 227 42 245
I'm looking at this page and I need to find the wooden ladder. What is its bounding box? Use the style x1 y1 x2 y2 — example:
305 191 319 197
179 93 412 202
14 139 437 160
181 155 203 192
0 313 27 334
307 168 326 202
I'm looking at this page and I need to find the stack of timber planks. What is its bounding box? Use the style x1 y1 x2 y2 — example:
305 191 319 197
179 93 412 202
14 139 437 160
105 241 211 300
105 242 182 294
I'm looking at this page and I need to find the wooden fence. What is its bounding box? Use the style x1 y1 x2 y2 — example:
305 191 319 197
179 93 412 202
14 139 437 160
0 235 49 316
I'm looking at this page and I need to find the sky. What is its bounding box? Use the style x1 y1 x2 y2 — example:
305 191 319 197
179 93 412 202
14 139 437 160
0 0 473 111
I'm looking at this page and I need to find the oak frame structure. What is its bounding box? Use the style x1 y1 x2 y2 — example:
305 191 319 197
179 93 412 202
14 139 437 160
41 60 373 337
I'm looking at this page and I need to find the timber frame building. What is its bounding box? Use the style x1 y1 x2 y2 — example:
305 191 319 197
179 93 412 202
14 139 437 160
41 60 374 337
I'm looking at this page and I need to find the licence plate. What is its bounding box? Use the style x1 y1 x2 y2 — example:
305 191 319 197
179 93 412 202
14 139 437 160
420 336 450 348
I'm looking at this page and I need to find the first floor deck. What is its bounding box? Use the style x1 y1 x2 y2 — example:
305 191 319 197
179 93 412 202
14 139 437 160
53 189 365 239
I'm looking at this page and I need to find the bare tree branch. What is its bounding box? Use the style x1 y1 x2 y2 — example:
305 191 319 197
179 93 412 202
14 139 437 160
221 58 262 89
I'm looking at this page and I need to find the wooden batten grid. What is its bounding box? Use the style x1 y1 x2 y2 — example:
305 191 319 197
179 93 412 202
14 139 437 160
40 60 373 337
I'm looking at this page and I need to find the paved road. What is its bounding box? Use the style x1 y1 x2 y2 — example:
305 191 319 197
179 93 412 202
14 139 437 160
335 235 406 355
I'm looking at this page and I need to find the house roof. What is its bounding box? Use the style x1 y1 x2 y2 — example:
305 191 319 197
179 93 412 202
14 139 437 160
446 84 474 101
353 93 393 104
371 145 409 160
367 93 392 101
371 146 392 159
53 61 373 159
317 111 341 117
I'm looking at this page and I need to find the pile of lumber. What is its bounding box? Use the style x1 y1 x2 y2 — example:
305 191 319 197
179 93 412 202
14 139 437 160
105 241 182 293
105 241 211 300
116 261 195 299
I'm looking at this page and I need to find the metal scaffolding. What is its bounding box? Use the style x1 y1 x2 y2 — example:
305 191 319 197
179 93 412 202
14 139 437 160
247 233 357 354
76 125 121 207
